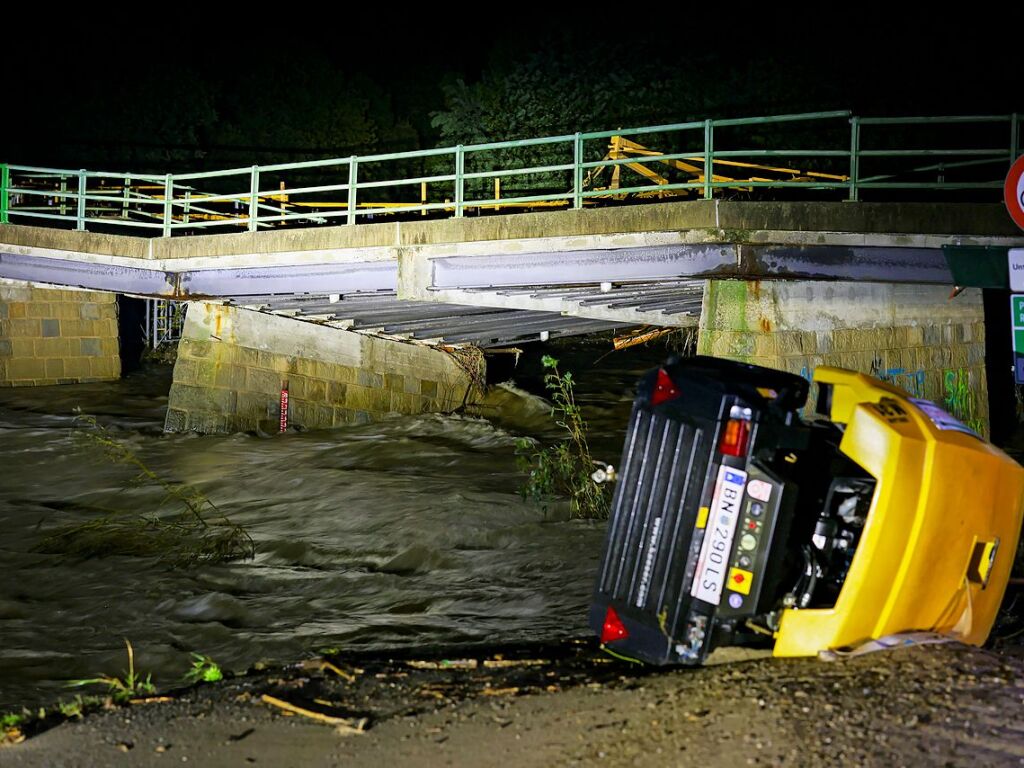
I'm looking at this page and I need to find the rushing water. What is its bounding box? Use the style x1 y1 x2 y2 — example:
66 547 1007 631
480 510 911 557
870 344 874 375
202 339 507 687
0 342 665 711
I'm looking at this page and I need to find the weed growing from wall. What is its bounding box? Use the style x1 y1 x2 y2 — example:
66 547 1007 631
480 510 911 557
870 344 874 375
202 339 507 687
516 356 610 519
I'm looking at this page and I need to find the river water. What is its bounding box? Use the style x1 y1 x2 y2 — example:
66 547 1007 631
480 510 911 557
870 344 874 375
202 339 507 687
0 342 665 712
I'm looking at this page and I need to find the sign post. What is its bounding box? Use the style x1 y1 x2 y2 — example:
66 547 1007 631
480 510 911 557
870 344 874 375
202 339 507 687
1005 160 1024 382
1011 295 1024 384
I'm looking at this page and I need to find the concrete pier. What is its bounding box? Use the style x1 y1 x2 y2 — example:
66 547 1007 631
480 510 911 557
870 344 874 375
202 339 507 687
698 280 988 434
164 303 483 434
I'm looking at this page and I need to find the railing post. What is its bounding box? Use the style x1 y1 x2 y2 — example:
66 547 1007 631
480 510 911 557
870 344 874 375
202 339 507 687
248 165 260 232
0 164 9 224
162 174 173 236
703 120 713 200
347 157 358 226
59 175 68 217
848 116 861 201
573 132 583 210
76 169 87 230
454 145 465 218
183 190 191 226
1012 113 1020 162
121 176 130 221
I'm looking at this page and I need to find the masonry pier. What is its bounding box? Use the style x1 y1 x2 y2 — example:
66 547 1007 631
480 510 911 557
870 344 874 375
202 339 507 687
0 283 120 386
698 280 988 434
164 303 483 434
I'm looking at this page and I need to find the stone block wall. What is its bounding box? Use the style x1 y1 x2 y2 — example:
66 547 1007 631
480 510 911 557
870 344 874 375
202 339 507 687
0 282 121 386
165 302 483 434
698 280 988 435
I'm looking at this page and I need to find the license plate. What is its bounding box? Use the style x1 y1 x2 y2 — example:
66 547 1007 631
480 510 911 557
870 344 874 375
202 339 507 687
691 466 747 605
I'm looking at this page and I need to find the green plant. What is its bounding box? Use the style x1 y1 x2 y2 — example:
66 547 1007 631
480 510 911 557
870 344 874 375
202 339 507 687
68 639 156 702
1 711 26 729
515 356 610 519
34 413 254 566
56 695 104 719
184 653 223 684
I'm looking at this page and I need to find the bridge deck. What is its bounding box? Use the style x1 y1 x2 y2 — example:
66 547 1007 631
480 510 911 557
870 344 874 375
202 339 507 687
0 200 1021 346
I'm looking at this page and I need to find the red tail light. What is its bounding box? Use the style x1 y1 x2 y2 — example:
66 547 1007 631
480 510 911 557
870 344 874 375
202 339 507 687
600 606 629 644
718 418 751 456
651 368 681 406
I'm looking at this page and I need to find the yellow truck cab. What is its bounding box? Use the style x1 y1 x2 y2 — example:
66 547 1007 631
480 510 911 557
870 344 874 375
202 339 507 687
774 366 1022 655
590 357 1023 665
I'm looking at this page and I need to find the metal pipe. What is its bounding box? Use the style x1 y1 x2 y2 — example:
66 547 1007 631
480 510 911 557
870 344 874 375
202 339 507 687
248 166 259 232
121 176 130 220
455 145 464 218
347 158 358 226
0 164 8 224
76 170 87 230
703 120 713 200
858 115 1010 125
462 163 574 180
849 116 860 202
162 174 173 236
573 133 583 210
711 110 851 127
1012 113 1020 161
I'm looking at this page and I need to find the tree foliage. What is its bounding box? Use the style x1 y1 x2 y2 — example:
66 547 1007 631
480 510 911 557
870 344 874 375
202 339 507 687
428 46 846 197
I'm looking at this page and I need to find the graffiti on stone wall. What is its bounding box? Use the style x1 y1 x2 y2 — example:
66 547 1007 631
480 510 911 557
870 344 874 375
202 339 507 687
796 361 984 433
942 368 985 435
873 368 927 398
798 363 927 399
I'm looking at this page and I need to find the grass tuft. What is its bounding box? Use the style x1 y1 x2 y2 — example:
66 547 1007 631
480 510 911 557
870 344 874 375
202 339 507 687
34 413 254 566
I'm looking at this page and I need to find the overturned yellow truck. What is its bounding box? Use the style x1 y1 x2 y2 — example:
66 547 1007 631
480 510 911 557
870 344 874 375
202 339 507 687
590 357 1023 664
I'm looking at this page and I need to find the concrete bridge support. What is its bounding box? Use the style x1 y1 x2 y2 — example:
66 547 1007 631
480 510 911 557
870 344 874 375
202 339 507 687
164 303 483 434
698 280 988 435
0 282 120 386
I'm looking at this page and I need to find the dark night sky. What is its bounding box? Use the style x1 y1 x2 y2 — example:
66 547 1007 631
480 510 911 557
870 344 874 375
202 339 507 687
2 11 1020 169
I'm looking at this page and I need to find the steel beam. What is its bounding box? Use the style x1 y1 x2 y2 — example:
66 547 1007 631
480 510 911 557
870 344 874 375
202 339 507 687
738 244 953 283
0 252 172 294
442 319 626 345
179 261 397 297
430 244 734 289
428 242 955 288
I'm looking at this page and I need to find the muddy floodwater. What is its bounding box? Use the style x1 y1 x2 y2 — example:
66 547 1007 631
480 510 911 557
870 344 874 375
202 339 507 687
0 344 664 712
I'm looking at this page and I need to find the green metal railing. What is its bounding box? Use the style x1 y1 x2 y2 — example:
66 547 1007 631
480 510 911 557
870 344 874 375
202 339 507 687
0 111 1019 235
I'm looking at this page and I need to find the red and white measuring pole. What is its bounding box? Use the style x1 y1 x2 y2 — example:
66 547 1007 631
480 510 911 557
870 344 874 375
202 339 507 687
279 384 289 433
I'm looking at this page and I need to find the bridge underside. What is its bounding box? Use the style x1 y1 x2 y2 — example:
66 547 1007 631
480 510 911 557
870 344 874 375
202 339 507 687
0 200 1019 434
224 280 704 347
1 201 1019 326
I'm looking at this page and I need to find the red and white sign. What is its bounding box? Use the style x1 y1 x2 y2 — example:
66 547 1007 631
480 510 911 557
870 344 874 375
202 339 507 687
279 387 289 433
1006 155 1024 231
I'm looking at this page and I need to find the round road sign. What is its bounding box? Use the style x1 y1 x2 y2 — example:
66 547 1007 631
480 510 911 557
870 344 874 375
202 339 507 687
1006 155 1024 231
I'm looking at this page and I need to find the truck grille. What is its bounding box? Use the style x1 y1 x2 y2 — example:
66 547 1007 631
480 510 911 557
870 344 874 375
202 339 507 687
596 404 713 625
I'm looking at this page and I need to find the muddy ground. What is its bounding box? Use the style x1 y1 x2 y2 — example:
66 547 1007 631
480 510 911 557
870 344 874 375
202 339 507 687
2 638 1023 768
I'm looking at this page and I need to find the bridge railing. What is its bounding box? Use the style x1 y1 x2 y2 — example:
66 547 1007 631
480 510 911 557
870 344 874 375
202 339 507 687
1 111 1019 235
